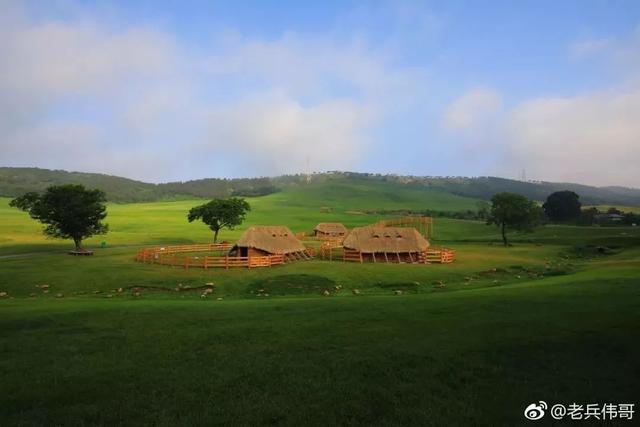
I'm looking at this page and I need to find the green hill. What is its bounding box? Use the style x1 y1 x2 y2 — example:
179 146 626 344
2 167 639 207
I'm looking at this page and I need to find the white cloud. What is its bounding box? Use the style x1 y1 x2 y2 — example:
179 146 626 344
441 88 502 131
0 5 426 181
504 89 640 187
198 93 375 175
570 39 611 59
0 19 176 98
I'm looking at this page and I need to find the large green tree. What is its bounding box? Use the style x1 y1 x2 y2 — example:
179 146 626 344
543 191 582 222
10 184 108 252
187 198 251 242
487 192 542 246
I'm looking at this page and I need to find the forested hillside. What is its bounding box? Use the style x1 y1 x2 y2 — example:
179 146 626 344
2 167 639 206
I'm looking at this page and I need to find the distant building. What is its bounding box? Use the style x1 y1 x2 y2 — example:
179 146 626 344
594 213 623 223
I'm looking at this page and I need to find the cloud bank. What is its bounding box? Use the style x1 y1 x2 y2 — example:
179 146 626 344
0 4 423 182
441 32 640 187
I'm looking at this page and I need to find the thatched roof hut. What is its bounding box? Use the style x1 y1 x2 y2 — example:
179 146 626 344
232 226 308 258
342 226 430 263
314 222 348 237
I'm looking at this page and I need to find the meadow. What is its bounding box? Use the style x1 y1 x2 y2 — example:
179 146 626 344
1 184 639 426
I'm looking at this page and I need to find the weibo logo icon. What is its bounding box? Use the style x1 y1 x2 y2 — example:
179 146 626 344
524 401 548 420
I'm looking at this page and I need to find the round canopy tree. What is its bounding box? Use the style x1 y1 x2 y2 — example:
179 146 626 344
487 192 542 246
543 191 582 222
187 198 251 243
10 184 109 252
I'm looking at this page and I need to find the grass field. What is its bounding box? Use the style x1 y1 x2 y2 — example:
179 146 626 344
1 186 639 426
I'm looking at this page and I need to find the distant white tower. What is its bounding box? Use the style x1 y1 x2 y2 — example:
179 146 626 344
519 168 527 182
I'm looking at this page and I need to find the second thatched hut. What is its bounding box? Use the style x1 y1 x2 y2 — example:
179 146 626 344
342 226 430 263
313 222 348 239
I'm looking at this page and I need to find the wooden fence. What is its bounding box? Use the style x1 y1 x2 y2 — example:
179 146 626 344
375 216 433 238
135 244 285 269
422 248 456 264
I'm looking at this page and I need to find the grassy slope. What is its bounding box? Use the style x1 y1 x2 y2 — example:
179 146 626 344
1 180 639 425
0 179 481 255
1 252 638 426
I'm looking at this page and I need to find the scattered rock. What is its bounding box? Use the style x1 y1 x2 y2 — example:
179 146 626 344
133 291 141 297
323 290 331 296
29 293 37 297
216 297 223 301
94 290 102 294
106 294 113 298
203 288 213 294
205 282 214 286
55 293 64 298
200 294 207 298
393 290 403 295
43 290 50 294
117 287 123 293
413 281 421 286
0 291 8 298
352 289 361 295
263 293 270 297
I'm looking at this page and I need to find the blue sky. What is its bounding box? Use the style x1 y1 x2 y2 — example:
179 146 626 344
1 0 639 186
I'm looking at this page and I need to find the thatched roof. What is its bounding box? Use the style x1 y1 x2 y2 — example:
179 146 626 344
235 226 306 254
342 226 429 253
314 222 348 234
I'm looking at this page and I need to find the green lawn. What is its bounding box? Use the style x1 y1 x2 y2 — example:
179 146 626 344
1 189 639 426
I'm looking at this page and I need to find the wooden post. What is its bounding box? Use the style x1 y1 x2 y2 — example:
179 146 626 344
225 255 229 270
396 252 401 263
384 252 389 263
204 256 208 269
372 253 377 263
408 252 414 263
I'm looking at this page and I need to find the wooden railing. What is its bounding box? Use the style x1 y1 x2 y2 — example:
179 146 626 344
135 244 285 269
423 248 456 264
137 243 232 257
375 216 433 238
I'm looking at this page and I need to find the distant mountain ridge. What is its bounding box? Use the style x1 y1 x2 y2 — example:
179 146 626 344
1 167 639 207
